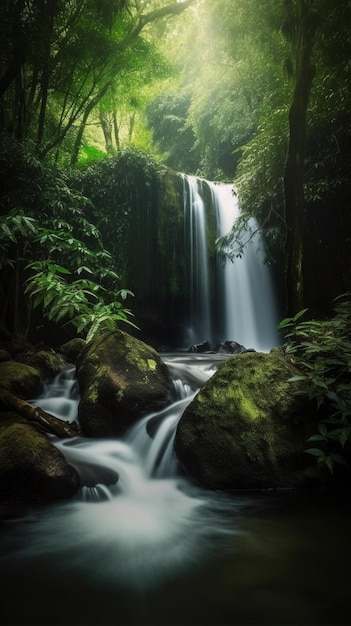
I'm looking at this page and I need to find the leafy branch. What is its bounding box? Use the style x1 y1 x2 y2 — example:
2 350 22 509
25 262 137 342
278 294 351 473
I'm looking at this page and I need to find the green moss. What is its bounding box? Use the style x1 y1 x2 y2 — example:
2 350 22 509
87 383 99 403
0 361 41 397
0 423 51 469
116 389 124 401
236 389 261 421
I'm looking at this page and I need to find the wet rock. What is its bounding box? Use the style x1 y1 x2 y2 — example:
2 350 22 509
187 341 212 353
26 350 66 379
76 330 175 437
214 340 250 354
0 423 80 503
0 361 42 399
59 338 87 363
175 349 319 490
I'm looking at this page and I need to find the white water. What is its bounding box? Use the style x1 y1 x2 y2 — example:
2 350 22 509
182 174 212 345
208 182 280 352
181 175 280 352
2 360 250 592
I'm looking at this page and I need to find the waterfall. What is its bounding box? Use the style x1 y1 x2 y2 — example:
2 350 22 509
208 182 280 352
181 175 212 345
181 175 280 352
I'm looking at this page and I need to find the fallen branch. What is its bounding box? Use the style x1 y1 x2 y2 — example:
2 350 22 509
0 388 81 438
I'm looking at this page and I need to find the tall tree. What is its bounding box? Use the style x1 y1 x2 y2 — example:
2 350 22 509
0 0 196 161
283 0 317 315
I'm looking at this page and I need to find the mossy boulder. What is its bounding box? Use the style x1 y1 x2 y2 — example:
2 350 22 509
175 350 318 490
26 350 66 379
59 338 87 363
0 423 80 503
0 361 42 399
76 330 174 437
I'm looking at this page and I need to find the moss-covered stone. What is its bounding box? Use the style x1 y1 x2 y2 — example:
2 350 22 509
76 330 174 437
59 338 87 363
0 423 80 503
27 350 66 379
175 350 319 490
0 361 42 399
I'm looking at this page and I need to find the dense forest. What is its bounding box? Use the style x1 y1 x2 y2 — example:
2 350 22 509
0 0 350 344
1 5 351 617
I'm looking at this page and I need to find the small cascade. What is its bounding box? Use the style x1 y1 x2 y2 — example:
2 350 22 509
31 367 79 422
7 356 244 592
55 358 216 493
181 174 212 345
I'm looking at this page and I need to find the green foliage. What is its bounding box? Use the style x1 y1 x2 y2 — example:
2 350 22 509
278 294 351 473
78 145 108 165
0 137 136 340
146 87 200 173
0 0 195 163
25 262 137 342
75 147 165 279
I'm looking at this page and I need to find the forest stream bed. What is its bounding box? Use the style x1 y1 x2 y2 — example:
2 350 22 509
0 356 350 626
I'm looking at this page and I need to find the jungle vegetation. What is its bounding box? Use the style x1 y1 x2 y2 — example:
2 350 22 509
0 0 350 338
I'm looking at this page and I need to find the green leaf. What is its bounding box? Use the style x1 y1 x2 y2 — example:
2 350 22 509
293 308 309 322
288 375 307 382
305 448 325 457
307 434 326 442
50 264 71 275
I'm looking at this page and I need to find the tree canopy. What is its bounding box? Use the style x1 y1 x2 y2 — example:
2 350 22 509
0 0 350 339
0 0 196 164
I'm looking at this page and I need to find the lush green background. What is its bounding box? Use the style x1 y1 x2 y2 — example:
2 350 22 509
1 0 350 342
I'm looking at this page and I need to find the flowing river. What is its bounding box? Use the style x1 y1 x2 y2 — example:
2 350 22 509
0 354 350 625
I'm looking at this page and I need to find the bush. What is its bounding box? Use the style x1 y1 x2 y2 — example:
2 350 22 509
278 294 351 473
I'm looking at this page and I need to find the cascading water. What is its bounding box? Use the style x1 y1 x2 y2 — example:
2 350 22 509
181 174 280 352
2 373 350 626
181 174 212 345
0 362 248 600
208 182 280 352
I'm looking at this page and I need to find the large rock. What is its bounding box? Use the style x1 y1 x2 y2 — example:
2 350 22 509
0 361 42 398
175 349 318 490
59 338 87 363
0 423 80 503
26 350 66 379
76 330 174 437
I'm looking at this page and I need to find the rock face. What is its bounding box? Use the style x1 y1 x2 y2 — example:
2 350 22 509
76 330 175 437
0 423 80 503
175 349 317 490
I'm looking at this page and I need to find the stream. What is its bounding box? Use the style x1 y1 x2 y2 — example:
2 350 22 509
0 354 350 625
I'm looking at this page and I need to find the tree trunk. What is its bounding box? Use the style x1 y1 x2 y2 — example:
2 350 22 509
70 82 112 166
0 388 80 438
36 67 50 148
99 110 114 154
113 109 121 150
283 0 317 316
128 110 136 141
35 0 57 149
